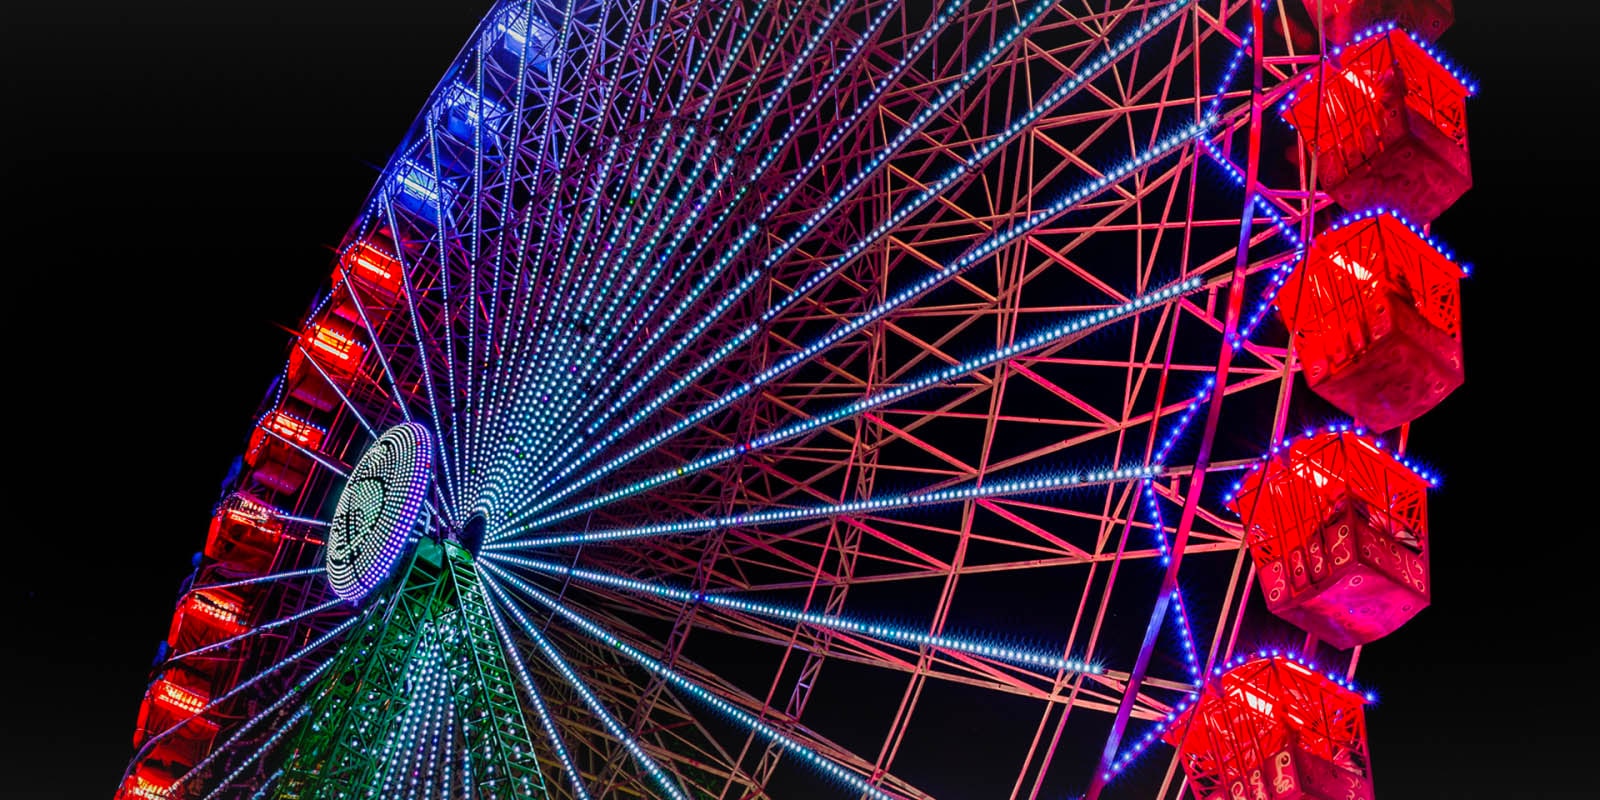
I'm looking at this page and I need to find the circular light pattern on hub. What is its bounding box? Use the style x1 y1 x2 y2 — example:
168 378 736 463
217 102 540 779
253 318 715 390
325 423 433 601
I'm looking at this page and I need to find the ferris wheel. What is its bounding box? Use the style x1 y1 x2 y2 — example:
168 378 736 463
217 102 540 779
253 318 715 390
119 0 1478 798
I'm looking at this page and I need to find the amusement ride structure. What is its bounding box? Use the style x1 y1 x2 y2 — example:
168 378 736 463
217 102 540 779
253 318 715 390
119 0 1477 797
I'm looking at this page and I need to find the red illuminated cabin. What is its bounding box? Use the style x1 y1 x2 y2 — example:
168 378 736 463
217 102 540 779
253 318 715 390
338 238 406 302
1165 653 1373 800
244 411 327 497
1284 27 1473 224
285 314 367 413
166 588 249 654
1299 0 1452 45
1276 211 1465 432
115 765 180 800
1228 429 1431 649
131 668 221 778
203 496 283 575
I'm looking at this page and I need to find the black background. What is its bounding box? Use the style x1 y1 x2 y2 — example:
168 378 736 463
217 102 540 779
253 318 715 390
4 1 1595 797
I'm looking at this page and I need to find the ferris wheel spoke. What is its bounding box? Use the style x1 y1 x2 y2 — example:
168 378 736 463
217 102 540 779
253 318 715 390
516 0 779 430
492 458 1172 551
186 566 327 594
501 0 915 501
487 551 1099 676
503 123 1210 535
379 194 463 521
483 0 732 497
507 7 1207 526
485 560 931 800
293 343 378 439
196 705 311 800
123 608 369 775
525 276 1203 531
480 573 697 800
481 580 596 800
168 656 339 797
162 597 345 667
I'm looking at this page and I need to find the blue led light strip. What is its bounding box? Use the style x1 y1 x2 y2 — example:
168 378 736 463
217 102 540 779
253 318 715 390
169 657 337 794
515 0 1201 522
165 598 344 666
198 703 314 800
125 610 366 767
528 277 1204 530
295 343 377 438
492 463 1164 550
476 0 679 513
501 0 813 492
484 563 899 800
502 116 1215 534
503 0 1058 503
480 573 692 800
329 263 415 428
260 423 348 478
1108 11 1468 781
503 0 875 494
481 579 594 800
379 193 461 524
483 0 726 505
188 566 326 594
487 552 1101 676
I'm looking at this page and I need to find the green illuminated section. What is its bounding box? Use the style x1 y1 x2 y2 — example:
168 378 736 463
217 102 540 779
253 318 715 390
276 538 548 799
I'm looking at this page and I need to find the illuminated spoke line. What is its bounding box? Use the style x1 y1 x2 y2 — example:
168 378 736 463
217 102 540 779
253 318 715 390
295 344 377 438
503 115 1213 535
165 598 345 666
419 118 464 520
484 563 901 800
333 264 414 427
188 566 326 594
501 0 906 500
508 0 1200 524
481 575 595 800
475 0 680 512
480 573 693 800
520 0 1048 498
170 657 338 795
474 0 586 509
197 704 313 800
505 0 983 499
495 0 733 481
530 277 1203 530
492 462 1166 551
262 425 349 478
380 193 461 525
488 552 1102 676
516 0 774 453
572 0 1183 447
481 0 716 516
125 609 367 768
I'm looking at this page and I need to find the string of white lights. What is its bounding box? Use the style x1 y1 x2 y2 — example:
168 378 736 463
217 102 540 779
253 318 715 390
487 552 1103 676
480 573 692 800
484 562 899 800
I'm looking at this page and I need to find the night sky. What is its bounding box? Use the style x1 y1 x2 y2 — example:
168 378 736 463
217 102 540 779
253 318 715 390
5 2 1595 797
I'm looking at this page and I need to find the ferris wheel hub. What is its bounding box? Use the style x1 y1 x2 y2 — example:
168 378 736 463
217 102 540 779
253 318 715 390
324 422 434 602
